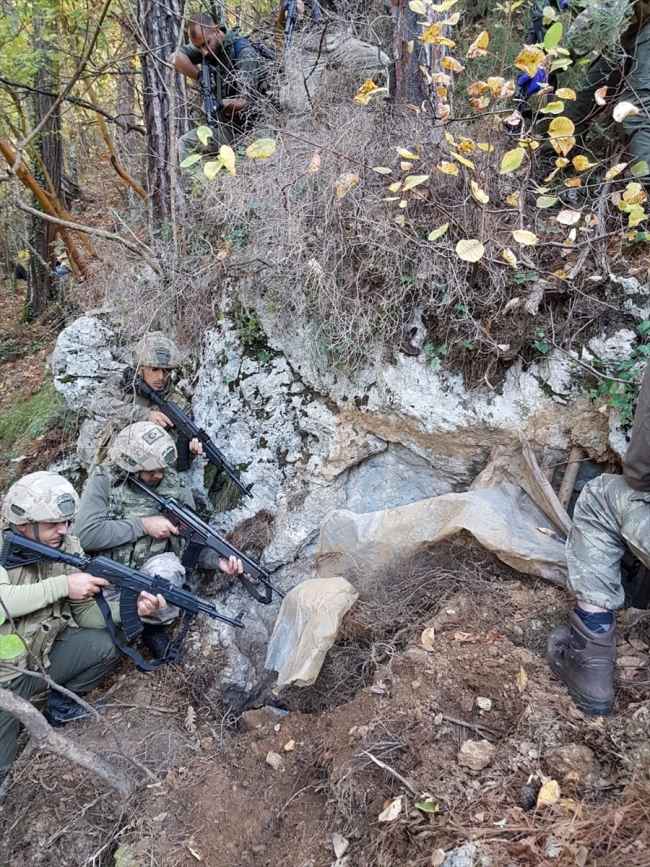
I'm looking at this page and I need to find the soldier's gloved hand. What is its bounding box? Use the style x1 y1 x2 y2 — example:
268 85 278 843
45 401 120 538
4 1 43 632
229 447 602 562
147 409 173 429
67 573 111 600
517 68 547 98
137 591 167 618
141 516 180 540
189 438 207 458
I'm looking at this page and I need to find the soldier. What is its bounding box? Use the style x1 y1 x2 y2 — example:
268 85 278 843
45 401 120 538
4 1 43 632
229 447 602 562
0 472 166 784
90 332 205 469
73 422 245 660
547 362 650 716
171 12 265 166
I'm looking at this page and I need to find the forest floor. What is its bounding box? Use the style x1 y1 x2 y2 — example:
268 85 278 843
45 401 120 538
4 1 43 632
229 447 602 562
1 542 650 867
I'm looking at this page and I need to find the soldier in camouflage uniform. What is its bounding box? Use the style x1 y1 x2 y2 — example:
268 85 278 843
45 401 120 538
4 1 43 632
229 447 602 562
548 362 650 715
90 332 205 469
73 422 244 660
0 472 167 783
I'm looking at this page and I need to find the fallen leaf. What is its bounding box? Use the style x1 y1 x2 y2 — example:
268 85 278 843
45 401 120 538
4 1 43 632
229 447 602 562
402 174 430 191
537 779 560 807
556 209 581 225
428 222 449 241
184 705 197 734
450 151 475 169
431 850 446 867
186 840 203 861
502 248 517 268
517 666 528 692
333 833 349 859
537 195 559 208
613 101 639 122
200 736 213 749
512 229 538 245
595 86 608 105
415 799 439 813
394 214 406 227
506 191 520 207
396 146 419 160
456 239 485 262
503 296 522 313
477 142 494 152
471 180 489 203
266 751 283 770
308 153 322 173
604 162 627 180
216 240 234 261
575 846 589 867
454 630 480 642
437 161 459 175
335 172 359 198
421 626 436 651
378 795 403 822
245 138 276 159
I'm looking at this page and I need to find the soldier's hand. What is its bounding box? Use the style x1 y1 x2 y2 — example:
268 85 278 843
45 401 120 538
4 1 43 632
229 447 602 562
189 438 207 458
218 555 248 577
67 572 110 600
147 410 173 429
137 591 167 617
141 516 180 540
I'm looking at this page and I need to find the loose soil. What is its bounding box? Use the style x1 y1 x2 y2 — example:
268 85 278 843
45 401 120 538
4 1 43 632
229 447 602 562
2 542 649 867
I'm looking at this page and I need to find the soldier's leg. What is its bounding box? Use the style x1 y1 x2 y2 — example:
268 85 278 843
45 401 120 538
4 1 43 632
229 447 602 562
616 22 650 186
0 673 50 784
547 474 630 715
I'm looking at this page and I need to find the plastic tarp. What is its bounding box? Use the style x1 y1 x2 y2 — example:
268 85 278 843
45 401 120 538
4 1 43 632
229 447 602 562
315 432 572 586
265 576 359 690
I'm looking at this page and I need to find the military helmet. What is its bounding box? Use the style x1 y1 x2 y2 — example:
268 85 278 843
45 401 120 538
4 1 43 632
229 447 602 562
131 332 183 369
1 471 79 525
109 422 177 472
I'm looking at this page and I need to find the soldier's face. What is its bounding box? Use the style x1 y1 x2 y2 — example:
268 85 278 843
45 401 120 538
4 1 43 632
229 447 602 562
138 469 165 486
142 366 171 391
190 25 223 58
21 521 69 548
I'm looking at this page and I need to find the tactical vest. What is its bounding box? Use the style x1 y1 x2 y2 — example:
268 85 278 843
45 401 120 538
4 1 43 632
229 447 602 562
0 526 82 684
96 464 186 570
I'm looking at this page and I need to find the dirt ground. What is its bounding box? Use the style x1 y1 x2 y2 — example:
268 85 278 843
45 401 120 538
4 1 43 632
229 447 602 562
1 541 649 867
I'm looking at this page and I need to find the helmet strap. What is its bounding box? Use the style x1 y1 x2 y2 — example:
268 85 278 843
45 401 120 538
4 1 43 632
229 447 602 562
32 522 41 542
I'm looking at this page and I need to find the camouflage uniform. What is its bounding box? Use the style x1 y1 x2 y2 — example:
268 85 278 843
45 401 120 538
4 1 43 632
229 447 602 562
566 360 650 609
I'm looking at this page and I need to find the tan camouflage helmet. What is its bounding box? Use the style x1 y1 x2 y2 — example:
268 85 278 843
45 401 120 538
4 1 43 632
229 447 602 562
109 422 178 472
131 332 183 370
1 471 79 525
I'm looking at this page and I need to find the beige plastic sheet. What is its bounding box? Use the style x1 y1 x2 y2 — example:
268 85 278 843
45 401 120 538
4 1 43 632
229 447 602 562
315 432 571 585
265 576 359 689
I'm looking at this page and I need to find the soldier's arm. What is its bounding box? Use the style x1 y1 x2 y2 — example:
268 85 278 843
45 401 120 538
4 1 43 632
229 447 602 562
223 44 262 116
0 565 68 618
90 375 150 425
72 470 148 554
169 43 202 80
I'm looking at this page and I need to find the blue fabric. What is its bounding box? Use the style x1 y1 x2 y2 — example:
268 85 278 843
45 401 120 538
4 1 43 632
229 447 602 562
517 68 547 97
574 606 614 634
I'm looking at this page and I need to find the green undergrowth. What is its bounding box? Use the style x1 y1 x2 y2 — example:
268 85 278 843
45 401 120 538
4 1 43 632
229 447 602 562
0 380 65 455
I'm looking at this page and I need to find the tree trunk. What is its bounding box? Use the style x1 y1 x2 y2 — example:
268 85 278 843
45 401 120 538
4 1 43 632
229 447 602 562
391 0 429 107
29 14 64 316
138 0 187 225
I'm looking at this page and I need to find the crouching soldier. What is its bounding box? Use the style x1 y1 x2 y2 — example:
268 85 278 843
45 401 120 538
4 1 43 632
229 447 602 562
548 361 650 715
73 422 244 660
0 472 167 784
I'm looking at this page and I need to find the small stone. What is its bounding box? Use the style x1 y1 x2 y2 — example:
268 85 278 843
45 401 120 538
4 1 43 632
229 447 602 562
332 833 349 859
476 697 492 712
284 739 295 751
239 707 289 733
433 713 444 725
200 737 213 749
266 751 283 770
252 845 267 855
545 744 600 790
432 850 446 867
457 740 496 772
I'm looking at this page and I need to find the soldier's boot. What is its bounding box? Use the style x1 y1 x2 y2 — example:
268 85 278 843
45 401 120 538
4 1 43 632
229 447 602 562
547 608 616 716
43 691 107 728
141 625 180 662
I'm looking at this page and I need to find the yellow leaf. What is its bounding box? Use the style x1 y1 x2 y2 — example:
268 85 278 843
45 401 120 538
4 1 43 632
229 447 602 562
430 0 459 9
354 79 388 105
517 138 539 150
457 137 475 153
623 182 647 205
537 195 558 208
428 222 449 241
471 180 489 203
502 248 517 268
388 181 402 192
537 780 560 808
396 147 419 160
399 199 408 208
436 85 448 100
441 56 465 73
408 0 427 12
595 86 608 105
555 87 576 100
477 142 494 152
630 160 649 178
557 209 581 225
469 96 490 112
613 101 639 123
456 239 485 262
421 22 442 45
434 37 456 47
500 147 525 174
467 80 490 97
604 162 627 180
503 110 524 127
335 172 359 198
437 104 451 123
441 12 460 25
216 240 234 260
564 177 582 187
544 168 560 182
506 192 520 207
445 132 456 146
572 155 596 171
467 30 489 58
514 45 546 78
450 152 475 170
401 161 413 171
512 229 538 245
196 125 213 146
555 157 569 168
245 138 276 159
394 214 406 227
219 144 236 175
540 100 565 115
487 76 515 100
431 72 451 86
403 174 430 191
203 158 223 180
308 153 321 173
372 166 392 175
516 666 528 691
437 161 459 175
407 40 414 54
548 117 576 157
383 197 400 202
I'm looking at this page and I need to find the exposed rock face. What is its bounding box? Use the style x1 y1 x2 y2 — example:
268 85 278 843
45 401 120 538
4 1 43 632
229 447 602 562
50 314 623 708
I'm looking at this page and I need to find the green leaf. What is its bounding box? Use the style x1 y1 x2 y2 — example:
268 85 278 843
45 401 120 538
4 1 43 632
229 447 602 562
540 100 564 115
204 159 224 180
428 222 450 241
630 160 649 178
550 57 572 72
536 195 558 208
197 125 214 146
0 633 25 660
415 800 439 813
180 154 203 168
543 21 563 52
500 147 525 174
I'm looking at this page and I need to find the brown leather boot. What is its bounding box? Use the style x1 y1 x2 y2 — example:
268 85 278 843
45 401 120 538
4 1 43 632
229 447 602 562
547 608 616 716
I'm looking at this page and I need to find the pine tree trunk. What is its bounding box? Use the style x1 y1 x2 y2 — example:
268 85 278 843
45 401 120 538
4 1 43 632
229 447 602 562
138 0 188 225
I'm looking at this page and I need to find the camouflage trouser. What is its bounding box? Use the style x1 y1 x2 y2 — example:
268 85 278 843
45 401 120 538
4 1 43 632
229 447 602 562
566 473 650 610
538 22 650 185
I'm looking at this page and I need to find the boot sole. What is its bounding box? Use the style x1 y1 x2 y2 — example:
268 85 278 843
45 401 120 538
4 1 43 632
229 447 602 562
547 660 613 716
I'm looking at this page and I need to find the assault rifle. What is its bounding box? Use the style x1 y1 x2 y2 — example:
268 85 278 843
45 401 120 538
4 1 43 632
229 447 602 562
201 61 223 126
0 531 244 671
124 366 253 499
129 475 284 605
284 0 323 48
